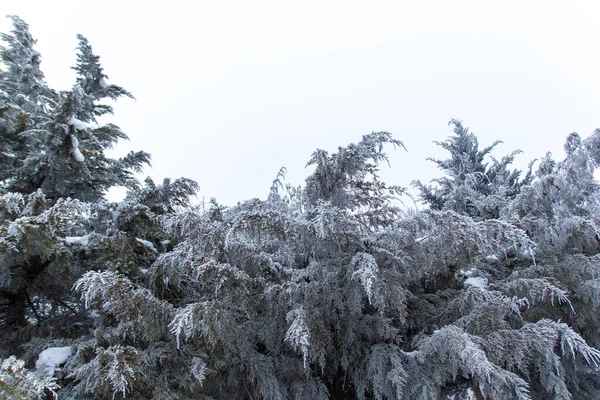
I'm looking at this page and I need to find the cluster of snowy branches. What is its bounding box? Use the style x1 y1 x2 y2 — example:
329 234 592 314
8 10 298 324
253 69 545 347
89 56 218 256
2 16 600 400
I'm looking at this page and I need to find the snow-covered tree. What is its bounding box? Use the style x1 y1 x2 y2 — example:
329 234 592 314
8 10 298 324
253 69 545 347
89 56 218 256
5 33 150 200
0 16 57 192
0 16 149 373
68 128 600 399
2 17 600 400
414 119 532 220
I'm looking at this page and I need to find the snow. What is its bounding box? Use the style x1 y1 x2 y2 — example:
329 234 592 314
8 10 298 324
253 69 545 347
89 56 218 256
136 238 157 252
67 115 87 131
464 276 489 288
140 268 149 274
70 135 85 162
415 236 428 243
99 77 108 88
65 234 90 246
459 268 474 277
446 388 477 400
485 254 499 262
35 346 72 376
0 192 24 214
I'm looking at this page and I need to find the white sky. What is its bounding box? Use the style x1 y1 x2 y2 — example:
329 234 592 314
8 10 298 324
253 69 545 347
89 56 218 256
3 0 600 206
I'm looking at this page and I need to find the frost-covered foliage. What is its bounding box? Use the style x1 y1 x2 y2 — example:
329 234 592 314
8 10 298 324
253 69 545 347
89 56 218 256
89 126 596 399
0 356 59 399
0 189 91 354
0 16 166 397
2 17 600 400
0 16 150 200
414 119 532 220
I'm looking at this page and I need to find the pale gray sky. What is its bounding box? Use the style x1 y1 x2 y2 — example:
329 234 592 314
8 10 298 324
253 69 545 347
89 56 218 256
3 0 599 206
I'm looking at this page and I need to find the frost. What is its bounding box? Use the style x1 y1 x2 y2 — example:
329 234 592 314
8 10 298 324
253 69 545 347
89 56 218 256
170 304 199 348
36 346 72 376
285 308 311 368
67 345 139 398
99 77 108 88
0 192 25 214
65 234 90 246
67 115 87 131
464 277 488 288
190 357 207 386
415 236 428 243
466 387 477 399
75 270 121 309
1 356 59 398
139 268 149 274
136 238 157 252
350 252 380 306
70 135 85 162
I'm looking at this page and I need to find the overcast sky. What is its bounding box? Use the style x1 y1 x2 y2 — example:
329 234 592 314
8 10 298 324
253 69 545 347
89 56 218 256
3 0 599 206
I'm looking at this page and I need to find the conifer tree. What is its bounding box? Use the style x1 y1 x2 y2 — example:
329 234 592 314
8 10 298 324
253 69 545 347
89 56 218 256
0 16 57 191
69 129 600 399
0 16 150 375
414 119 532 220
2 17 600 400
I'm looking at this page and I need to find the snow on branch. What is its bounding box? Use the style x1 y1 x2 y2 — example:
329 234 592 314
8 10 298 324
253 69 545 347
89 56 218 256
1 356 59 398
67 345 140 398
169 303 202 348
67 115 87 131
418 325 532 400
0 192 25 215
70 134 85 162
74 270 123 309
500 278 575 313
463 276 488 289
285 307 311 368
350 252 381 306
136 238 157 252
365 344 408 399
36 346 72 376
190 357 207 386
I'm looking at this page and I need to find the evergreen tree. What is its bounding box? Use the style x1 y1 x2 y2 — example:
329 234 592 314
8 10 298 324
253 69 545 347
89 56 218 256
0 16 57 192
0 16 150 380
414 119 532 220
68 130 600 399
5 32 150 200
2 17 600 400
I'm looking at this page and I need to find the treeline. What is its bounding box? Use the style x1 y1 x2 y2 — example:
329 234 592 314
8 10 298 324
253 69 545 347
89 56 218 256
1 16 600 400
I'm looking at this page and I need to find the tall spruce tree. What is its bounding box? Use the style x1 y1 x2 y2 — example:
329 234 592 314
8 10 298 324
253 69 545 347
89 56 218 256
0 16 150 393
0 16 57 193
